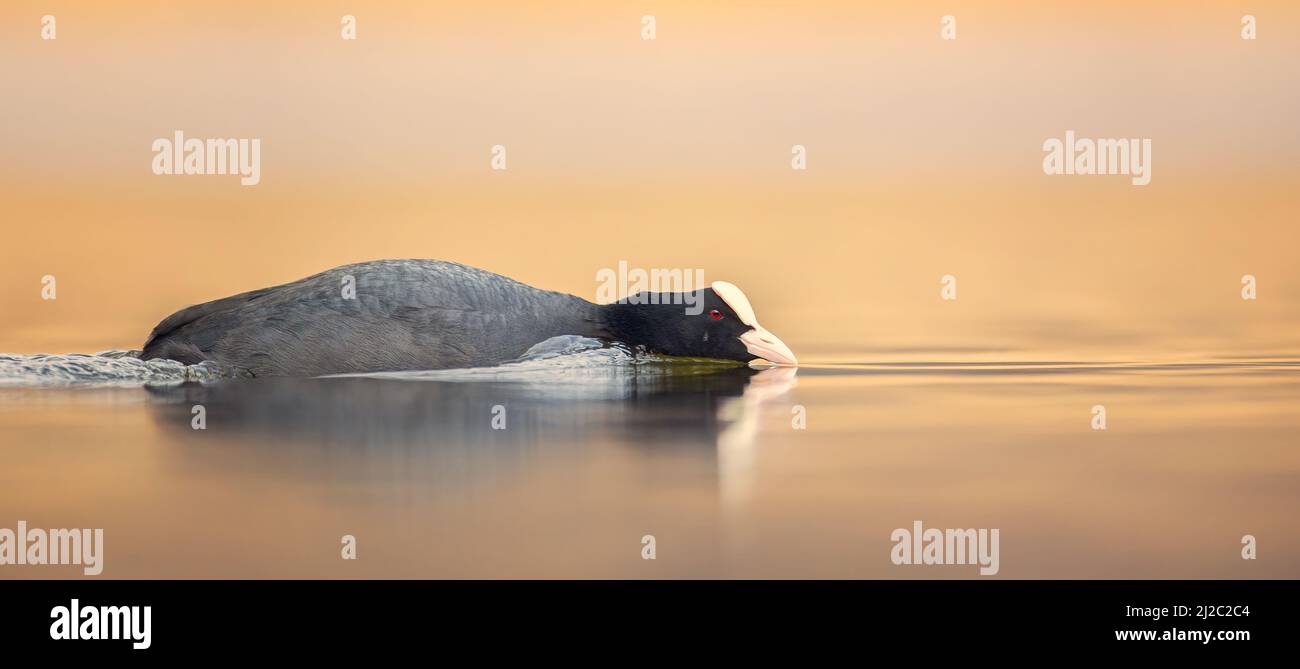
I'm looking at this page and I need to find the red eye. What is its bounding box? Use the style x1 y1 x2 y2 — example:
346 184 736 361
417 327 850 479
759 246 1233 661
709 309 723 320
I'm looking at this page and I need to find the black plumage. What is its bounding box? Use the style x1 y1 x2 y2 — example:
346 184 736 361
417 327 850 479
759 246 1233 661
141 259 768 377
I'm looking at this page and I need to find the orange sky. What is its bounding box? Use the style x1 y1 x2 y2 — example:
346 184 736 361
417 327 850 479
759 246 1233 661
2 1 1297 360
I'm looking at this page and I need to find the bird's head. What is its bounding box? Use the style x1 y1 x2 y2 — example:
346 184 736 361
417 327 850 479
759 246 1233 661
602 281 797 366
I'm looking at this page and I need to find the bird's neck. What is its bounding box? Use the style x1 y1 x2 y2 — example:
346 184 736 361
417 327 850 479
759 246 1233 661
594 298 691 353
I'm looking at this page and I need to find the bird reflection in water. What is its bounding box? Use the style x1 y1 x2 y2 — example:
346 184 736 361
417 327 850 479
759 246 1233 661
144 365 798 506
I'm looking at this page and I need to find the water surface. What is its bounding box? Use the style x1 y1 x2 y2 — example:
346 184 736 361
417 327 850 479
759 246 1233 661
1 347 1297 578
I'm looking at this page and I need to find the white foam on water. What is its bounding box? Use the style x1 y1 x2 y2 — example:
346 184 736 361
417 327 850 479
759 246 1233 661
0 350 234 388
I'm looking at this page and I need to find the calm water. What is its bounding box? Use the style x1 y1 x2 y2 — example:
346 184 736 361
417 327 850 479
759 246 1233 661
1 345 1297 578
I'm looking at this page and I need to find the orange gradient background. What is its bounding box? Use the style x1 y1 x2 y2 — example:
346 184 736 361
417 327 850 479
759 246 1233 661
2 1 1297 361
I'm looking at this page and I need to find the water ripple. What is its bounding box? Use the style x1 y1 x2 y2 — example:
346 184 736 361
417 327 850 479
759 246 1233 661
0 337 740 388
0 350 236 387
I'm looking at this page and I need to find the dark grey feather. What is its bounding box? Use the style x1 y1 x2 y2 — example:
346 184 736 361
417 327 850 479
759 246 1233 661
141 259 605 377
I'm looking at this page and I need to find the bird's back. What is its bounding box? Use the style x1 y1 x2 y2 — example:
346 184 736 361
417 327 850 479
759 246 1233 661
141 259 601 376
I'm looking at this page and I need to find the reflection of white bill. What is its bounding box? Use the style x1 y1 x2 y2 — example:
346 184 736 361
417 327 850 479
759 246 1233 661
717 366 798 508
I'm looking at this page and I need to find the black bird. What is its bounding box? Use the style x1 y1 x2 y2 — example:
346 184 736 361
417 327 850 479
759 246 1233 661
140 259 797 377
